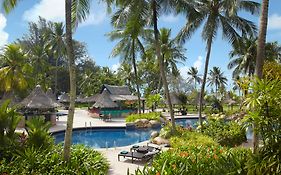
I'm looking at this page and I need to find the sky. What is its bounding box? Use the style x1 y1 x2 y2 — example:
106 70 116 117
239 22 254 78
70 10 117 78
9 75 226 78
1 0 281 89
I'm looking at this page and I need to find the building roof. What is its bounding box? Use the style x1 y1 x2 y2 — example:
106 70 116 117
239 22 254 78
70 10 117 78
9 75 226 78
101 84 131 95
46 88 56 101
0 92 21 107
80 94 100 103
166 93 182 105
92 91 118 108
19 85 60 109
58 93 70 103
110 95 145 101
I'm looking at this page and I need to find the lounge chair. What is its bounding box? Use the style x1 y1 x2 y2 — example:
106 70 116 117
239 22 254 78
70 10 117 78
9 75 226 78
130 144 161 153
118 150 159 163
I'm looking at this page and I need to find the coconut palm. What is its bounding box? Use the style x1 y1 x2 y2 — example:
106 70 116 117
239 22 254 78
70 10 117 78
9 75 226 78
256 0 269 78
177 0 259 127
0 44 31 93
207 67 228 97
111 0 179 132
187 66 201 89
107 19 146 114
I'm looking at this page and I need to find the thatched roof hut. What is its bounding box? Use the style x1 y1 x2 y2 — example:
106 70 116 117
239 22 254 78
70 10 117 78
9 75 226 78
46 88 56 101
166 93 182 105
58 93 70 103
80 94 100 103
19 85 60 110
92 90 118 108
101 84 131 95
0 92 21 106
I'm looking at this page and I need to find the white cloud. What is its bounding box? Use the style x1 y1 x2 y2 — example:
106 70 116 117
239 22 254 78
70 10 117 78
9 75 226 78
0 13 9 47
23 0 65 22
179 66 189 79
23 0 106 27
161 14 179 23
111 63 120 72
193 56 203 71
268 14 281 30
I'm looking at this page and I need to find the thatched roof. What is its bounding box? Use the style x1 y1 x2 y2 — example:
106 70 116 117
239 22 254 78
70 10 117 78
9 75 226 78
80 94 100 103
19 85 60 109
46 88 56 101
92 91 118 108
224 98 236 105
166 93 182 105
58 93 70 103
101 84 131 95
110 95 145 101
76 94 85 103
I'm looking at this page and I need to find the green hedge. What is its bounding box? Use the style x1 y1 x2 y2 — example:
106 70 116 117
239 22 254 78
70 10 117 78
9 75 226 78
0 145 109 175
202 115 247 147
126 112 161 123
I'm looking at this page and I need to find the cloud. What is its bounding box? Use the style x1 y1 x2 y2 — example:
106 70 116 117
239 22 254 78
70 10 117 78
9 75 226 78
23 0 106 26
193 56 203 71
161 14 179 23
179 66 189 79
268 14 281 30
111 63 120 72
0 13 9 47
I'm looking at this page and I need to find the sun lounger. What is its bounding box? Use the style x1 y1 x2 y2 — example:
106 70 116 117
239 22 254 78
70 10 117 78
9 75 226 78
130 144 161 153
118 150 160 163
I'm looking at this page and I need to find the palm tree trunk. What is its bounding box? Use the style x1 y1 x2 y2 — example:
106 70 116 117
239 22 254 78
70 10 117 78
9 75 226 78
63 0 77 162
199 36 213 129
152 0 175 132
132 40 141 114
254 0 269 154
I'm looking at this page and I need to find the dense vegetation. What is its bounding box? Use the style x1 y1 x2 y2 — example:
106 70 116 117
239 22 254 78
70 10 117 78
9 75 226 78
126 112 161 123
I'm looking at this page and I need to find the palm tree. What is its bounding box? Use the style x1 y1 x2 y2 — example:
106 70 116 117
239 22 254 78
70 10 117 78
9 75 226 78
0 44 31 93
111 0 178 132
228 37 280 78
187 66 201 89
256 0 269 78
107 20 146 114
254 0 270 153
177 0 259 127
207 67 228 97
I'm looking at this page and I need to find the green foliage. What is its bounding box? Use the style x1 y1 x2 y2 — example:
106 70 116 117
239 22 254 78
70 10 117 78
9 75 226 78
170 131 218 148
202 115 247 147
243 78 281 174
0 100 22 160
134 146 252 175
25 117 54 150
145 94 161 110
125 112 160 123
0 145 109 175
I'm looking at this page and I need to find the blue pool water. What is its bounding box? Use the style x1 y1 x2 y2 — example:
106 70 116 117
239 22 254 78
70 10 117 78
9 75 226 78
54 128 160 148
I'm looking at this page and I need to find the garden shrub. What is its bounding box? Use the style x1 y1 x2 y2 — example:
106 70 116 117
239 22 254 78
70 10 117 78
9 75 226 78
0 145 109 175
202 115 247 147
170 131 218 148
126 112 161 122
135 146 252 175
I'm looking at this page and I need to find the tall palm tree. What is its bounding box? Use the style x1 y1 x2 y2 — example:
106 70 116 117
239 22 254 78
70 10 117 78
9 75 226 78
177 0 259 127
207 67 228 97
256 0 269 78
111 0 178 132
0 44 31 93
228 37 280 78
187 66 201 89
254 0 270 154
107 19 146 114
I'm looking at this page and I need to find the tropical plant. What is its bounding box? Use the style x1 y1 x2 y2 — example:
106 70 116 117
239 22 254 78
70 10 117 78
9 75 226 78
207 67 228 97
126 112 161 123
176 0 259 128
145 94 161 111
0 44 31 93
25 117 54 150
187 66 201 89
107 22 146 114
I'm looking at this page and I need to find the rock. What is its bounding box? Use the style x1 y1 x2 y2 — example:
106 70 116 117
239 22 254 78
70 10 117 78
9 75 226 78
149 120 161 128
150 131 159 139
159 117 166 123
126 122 136 130
152 136 170 145
135 119 151 128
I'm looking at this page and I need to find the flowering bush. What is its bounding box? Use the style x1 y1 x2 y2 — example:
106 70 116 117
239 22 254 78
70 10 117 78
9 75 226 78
126 112 161 122
135 146 252 175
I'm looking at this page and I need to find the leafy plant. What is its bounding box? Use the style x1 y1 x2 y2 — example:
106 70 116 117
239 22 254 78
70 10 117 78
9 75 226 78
126 112 161 123
25 117 54 150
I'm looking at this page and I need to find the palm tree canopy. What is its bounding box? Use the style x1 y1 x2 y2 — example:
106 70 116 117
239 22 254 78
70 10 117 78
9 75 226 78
207 67 228 89
187 66 202 84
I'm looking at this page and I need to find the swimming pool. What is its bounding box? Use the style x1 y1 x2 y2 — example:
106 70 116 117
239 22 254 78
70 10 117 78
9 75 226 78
54 127 160 148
